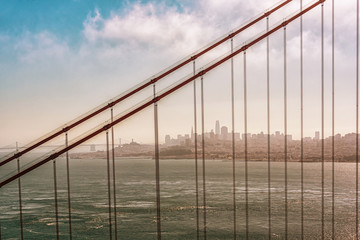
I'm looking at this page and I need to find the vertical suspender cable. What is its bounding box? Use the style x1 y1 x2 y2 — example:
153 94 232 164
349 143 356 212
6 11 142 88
321 3 325 240
356 0 359 238
154 84 161 240
201 75 207 240
16 142 24 240
193 60 200 240
300 0 305 238
266 16 272 240
53 158 59 240
231 38 237 240
331 0 335 238
283 26 288 240
111 108 118 240
244 50 249 240
106 130 113 240
65 133 72 240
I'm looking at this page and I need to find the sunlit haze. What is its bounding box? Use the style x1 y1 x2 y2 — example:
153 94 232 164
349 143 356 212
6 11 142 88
0 0 358 146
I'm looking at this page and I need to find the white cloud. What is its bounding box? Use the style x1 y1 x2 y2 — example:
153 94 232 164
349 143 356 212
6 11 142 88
2 0 360 146
82 3 218 56
14 32 70 64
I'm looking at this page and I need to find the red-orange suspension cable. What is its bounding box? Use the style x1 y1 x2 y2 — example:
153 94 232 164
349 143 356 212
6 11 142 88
0 0 292 168
0 0 325 189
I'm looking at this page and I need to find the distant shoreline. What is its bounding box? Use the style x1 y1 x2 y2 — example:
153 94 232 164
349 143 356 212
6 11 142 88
70 155 360 162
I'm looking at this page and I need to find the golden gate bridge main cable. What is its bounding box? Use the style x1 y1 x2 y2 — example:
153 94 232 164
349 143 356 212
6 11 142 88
0 0 326 190
0 0 293 169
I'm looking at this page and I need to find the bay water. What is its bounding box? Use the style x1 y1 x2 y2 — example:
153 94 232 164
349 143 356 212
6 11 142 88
1 158 359 239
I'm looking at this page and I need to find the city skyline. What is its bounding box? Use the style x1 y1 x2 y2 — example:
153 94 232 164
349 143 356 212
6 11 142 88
164 120 351 145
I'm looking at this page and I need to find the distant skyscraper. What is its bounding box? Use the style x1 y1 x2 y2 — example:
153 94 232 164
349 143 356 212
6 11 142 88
315 131 320 140
210 129 215 139
165 135 171 145
191 127 194 141
215 120 220 135
221 126 228 140
286 134 292 141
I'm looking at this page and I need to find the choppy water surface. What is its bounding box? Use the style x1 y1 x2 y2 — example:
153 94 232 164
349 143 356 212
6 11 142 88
1 158 359 239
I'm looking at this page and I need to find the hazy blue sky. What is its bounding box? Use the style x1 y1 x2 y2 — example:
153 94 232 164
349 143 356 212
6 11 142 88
0 0 358 147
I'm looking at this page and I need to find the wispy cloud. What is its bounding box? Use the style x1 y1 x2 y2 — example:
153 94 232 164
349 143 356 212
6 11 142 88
1 0 359 145
14 32 70 64
82 3 218 58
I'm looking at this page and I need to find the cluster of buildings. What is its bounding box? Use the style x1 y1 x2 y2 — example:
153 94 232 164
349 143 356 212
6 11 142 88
77 120 359 161
164 120 294 146
163 120 360 161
